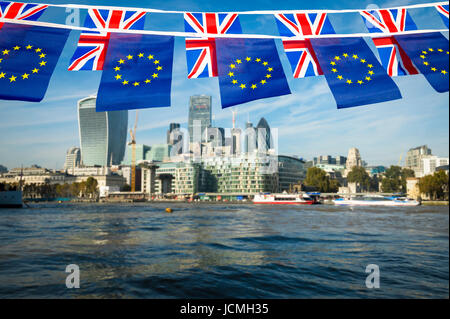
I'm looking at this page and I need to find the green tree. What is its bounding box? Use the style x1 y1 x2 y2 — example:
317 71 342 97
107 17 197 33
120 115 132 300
381 166 415 193
304 167 337 192
85 177 98 198
329 179 341 193
347 166 370 191
419 170 449 200
369 175 380 192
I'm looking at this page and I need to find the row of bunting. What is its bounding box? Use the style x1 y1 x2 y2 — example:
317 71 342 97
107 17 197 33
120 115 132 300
0 1 448 110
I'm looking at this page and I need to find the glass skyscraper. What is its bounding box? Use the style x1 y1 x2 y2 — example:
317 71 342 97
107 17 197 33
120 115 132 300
78 96 128 167
188 95 211 143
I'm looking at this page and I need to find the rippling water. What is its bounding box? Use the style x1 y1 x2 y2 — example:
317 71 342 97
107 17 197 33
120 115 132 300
0 203 448 298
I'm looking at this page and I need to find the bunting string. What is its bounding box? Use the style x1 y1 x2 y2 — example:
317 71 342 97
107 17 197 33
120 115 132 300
6 1 450 15
0 17 448 39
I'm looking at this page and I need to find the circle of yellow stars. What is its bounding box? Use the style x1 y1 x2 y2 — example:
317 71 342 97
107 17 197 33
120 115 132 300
0 45 47 83
227 57 273 90
419 48 449 75
113 52 163 87
329 53 375 85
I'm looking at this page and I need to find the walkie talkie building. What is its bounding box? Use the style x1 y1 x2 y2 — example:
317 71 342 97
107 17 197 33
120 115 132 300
77 96 128 167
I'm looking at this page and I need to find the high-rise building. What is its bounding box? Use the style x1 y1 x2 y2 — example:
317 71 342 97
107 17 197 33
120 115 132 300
122 144 151 165
244 122 257 154
167 123 181 145
256 117 272 153
64 147 81 170
188 95 212 143
231 128 242 155
78 96 128 166
405 145 432 168
204 127 225 147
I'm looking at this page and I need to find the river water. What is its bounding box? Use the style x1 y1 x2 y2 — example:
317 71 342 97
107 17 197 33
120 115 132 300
0 203 448 298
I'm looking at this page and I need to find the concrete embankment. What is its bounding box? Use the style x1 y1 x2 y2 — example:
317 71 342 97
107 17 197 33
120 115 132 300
421 201 449 206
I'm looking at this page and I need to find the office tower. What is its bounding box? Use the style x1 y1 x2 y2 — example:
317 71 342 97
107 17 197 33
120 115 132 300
78 96 128 167
64 147 81 170
167 123 181 145
244 122 257 154
204 127 225 147
167 123 184 155
231 128 242 155
123 144 151 165
256 117 272 152
405 145 432 169
188 95 212 143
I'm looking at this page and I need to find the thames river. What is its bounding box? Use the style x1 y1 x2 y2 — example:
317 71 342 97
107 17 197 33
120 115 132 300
0 203 448 298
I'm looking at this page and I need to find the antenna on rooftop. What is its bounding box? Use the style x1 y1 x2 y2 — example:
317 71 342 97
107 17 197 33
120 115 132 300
232 109 237 129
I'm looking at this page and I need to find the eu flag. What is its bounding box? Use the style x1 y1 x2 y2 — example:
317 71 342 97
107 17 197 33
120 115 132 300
395 32 449 93
96 33 174 111
216 38 291 108
0 23 70 102
310 37 402 109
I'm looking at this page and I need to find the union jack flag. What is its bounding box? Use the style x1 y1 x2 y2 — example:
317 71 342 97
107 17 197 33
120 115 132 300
360 9 418 76
184 13 242 78
436 4 449 28
0 1 48 29
274 13 335 78
68 9 146 71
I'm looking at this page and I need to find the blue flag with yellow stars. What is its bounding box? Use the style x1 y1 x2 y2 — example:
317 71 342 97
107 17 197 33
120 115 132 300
96 33 174 111
216 38 291 108
0 23 70 102
395 32 449 93
310 37 402 109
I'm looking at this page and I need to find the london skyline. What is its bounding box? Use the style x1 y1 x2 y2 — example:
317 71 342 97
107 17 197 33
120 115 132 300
0 0 448 169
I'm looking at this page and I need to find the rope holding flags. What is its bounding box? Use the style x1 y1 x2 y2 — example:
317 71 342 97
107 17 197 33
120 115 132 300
0 1 448 110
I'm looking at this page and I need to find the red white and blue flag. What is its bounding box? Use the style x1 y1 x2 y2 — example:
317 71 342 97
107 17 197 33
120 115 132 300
360 9 419 76
68 9 146 71
184 12 242 78
0 1 48 29
435 4 449 28
274 13 335 78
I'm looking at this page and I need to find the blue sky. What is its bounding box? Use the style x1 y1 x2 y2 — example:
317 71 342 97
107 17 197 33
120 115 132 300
0 0 448 169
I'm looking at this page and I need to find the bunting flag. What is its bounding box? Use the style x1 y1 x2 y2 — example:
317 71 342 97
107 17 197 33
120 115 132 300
184 12 242 78
436 4 449 28
96 33 174 111
0 23 70 102
216 38 291 108
275 13 335 78
395 32 449 93
68 8 146 71
0 1 48 29
360 9 419 76
310 37 402 108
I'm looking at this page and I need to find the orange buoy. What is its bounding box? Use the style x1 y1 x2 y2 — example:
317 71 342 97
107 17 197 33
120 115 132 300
165 208 173 213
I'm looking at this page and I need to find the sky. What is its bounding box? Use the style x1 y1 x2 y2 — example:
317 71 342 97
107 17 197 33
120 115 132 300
0 0 448 169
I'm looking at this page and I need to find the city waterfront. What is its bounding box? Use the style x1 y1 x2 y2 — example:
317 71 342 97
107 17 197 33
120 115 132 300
0 203 448 298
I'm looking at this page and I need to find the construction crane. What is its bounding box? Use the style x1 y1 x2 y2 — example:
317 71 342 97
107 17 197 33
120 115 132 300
398 153 403 167
128 111 138 192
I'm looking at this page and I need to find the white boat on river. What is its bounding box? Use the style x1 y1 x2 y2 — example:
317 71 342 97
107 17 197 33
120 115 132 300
333 195 420 207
